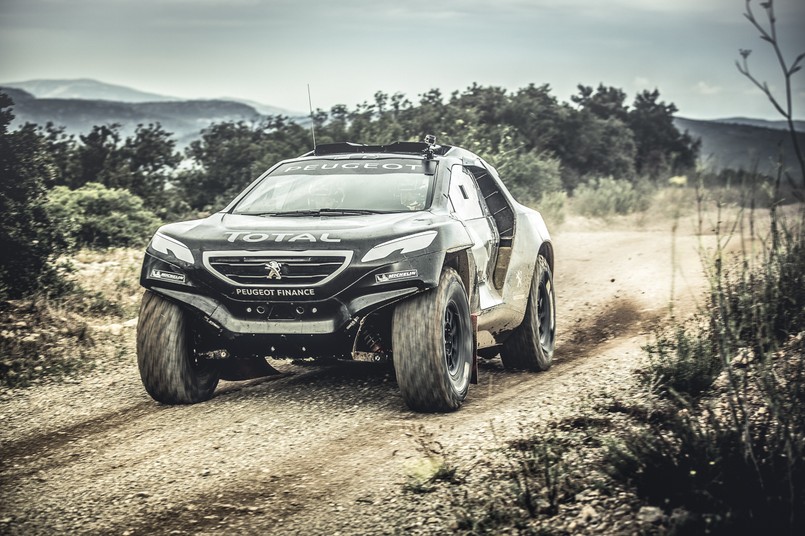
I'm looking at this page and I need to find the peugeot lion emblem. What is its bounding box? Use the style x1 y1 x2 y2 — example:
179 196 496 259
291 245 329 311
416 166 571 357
264 260 283 280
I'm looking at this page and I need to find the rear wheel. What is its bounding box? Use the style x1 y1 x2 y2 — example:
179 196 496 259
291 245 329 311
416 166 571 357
392 268 473 412
501 254 555 371
137 290 219 404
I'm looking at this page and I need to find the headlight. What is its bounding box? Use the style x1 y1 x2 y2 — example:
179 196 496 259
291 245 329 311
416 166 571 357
150 232 195 264
361 231 437 263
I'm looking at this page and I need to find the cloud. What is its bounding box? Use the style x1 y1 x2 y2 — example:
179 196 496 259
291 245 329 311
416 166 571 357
694 81 723 95
633 77 651 88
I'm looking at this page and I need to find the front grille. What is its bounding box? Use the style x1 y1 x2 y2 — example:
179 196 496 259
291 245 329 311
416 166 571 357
203 250 352 287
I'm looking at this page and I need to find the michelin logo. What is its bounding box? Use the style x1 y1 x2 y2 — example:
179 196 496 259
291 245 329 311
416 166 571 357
150 269 186 283
375 270 418 283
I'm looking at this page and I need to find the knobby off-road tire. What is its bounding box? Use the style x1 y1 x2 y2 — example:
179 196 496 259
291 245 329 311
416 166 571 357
501 254 556 371
137 290 219 404
392 268 473 412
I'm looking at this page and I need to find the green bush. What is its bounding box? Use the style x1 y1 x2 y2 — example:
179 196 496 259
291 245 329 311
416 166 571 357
535 191 567 226
46 182 161 249
644 322 723 399
572 176 651 218
495 152 564 204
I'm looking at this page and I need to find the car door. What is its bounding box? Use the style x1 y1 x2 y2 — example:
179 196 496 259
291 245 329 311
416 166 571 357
448 165 500 307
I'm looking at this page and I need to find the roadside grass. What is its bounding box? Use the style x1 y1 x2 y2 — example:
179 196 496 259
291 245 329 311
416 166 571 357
566 170 796 225
571 176 652 219
606 198 805 534
447 413 631 535
0 248 141 388
533 191 567 226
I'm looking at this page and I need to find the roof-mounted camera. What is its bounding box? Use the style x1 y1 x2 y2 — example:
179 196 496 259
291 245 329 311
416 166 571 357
423 134 439 159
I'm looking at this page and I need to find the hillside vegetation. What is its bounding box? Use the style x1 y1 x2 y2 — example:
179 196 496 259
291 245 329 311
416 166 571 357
676 116 805 175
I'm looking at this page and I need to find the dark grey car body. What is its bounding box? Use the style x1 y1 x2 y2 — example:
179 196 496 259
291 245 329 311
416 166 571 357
137 141 555 410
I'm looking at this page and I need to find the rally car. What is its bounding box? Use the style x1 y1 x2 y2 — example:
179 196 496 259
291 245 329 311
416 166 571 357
136 137 555 412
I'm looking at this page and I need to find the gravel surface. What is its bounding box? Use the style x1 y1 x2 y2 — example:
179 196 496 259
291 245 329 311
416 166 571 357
0 217 719 535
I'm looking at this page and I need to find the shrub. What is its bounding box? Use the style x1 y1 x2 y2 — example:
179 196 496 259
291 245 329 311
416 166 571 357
572 176 651 218
644 321 722 399
535 191 567 226
46 182 161 249
608 337 805 535
496 152 564 204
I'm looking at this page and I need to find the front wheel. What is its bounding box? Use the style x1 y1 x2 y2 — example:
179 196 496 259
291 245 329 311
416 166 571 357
392 268 473 412
501 254 556 371
136 290 219 404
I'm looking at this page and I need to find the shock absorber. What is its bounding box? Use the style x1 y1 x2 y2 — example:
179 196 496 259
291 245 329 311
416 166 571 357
363 330 387 362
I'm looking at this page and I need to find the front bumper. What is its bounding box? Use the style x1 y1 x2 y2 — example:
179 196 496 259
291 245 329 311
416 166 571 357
151 285 418 336
140 249 444 340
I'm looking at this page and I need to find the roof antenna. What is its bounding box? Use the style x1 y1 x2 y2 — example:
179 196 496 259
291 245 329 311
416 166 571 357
307 83 317 149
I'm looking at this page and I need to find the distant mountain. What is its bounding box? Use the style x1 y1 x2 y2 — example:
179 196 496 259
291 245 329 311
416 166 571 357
1 78 179 103
2 78 304 117
713 116 805 133
675 117 805 175
0 89 262 145
219 96 304 118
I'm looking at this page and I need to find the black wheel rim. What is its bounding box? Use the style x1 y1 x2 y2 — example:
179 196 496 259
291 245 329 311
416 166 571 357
443 300 463 376
537 274 555 351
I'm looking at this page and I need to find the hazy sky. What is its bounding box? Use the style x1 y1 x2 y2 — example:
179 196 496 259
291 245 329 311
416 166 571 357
2 0 804 119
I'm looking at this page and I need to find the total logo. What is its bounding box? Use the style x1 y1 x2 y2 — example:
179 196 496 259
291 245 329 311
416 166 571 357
224 232 341 243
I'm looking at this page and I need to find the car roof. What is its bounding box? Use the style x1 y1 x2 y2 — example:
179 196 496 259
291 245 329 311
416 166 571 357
295 143 493 177
298 141 485 164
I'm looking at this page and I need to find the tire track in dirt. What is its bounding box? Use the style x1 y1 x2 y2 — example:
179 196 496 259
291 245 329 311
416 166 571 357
88 299 663 536
0 402 153 465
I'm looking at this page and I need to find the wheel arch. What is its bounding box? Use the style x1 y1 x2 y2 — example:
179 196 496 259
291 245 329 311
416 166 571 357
442 248 477 311
538 240 554 275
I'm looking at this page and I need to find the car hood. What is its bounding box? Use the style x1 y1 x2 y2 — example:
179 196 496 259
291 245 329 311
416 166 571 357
157 211 452 254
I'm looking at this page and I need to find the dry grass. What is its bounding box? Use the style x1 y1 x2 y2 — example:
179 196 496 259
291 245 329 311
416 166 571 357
0 248 142 388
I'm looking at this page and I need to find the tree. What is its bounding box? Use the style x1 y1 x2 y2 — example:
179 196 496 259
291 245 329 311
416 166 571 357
0 93 68 299
502 84 562 151
73 123 123 188
572 84 629 122
552 105 637 188
452 84 508 126
628 89 699 178
177 117 310 210
38 122 78 186
68 122 180 209
117 123 181 206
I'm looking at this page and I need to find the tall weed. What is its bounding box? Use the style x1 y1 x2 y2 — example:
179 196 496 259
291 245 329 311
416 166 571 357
612 201 805 534
572 176 651 218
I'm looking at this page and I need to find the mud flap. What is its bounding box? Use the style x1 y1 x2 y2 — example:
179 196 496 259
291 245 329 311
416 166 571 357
471 313 479 384
217 357 281 381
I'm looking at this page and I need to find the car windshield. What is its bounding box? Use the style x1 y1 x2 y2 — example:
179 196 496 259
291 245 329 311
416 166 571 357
232 158 435 215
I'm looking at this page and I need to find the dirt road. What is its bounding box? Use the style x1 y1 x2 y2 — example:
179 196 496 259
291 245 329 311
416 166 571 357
0 215 718 534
